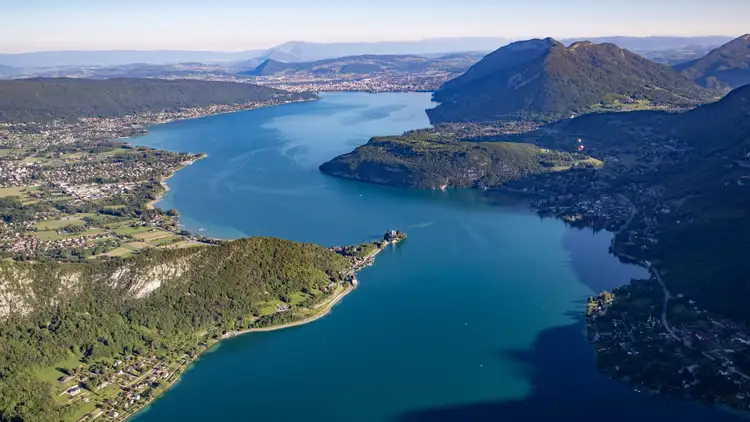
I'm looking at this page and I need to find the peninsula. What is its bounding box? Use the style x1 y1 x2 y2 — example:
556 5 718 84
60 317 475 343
0 225 406 422
318 37 750 410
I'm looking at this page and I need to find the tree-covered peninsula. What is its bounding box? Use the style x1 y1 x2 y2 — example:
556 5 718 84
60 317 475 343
319 131 602 189
0 232 404 421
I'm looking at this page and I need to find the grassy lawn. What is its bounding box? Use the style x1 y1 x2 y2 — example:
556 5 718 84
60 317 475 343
114 226 152 236
103 247 135 257
288 292 307 306
151 236 180 246
258 299 286 316
35 218 85 231
98 147 132 157
135 230 173 242
35 356 82 384
0 148 22 156
35 230 68 241
125 241 150 250
0 185 39 200
64 398 98 422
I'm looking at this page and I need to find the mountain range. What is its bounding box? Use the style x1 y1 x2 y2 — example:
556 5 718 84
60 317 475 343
427 38 716 123
0 36 735 69
675 34 750 92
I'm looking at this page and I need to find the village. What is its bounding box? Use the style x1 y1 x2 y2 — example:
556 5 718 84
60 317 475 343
587 283 750 409
0 100 304 260
249 72 453 93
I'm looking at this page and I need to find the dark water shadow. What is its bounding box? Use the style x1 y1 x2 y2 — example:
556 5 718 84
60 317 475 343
393 318 745 422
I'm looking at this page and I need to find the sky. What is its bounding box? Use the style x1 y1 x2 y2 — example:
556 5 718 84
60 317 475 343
1 0 748 52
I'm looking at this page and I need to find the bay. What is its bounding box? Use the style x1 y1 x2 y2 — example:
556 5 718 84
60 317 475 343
132 92 741 421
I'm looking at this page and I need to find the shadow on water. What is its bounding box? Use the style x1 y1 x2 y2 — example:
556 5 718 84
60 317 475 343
393 318 746 422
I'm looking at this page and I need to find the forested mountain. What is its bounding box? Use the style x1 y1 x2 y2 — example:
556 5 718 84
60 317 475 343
675 34 750 92
506 85 750 321
0 237 352 421
427 38 715 123
242 53 484 77
319 132 601 189
0 78 311 124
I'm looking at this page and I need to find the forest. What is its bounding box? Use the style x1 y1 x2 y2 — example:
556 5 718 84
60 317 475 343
0 237 352 421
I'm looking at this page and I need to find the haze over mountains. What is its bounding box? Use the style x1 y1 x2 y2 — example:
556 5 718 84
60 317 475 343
0 36 735 69
428 38 715 123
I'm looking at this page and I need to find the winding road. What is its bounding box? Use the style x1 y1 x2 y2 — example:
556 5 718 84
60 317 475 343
616 194 680 342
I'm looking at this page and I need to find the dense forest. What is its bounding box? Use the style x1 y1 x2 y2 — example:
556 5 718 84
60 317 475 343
0 237 351 421
320 132 601 189
0 78 314 124
427 38 715 123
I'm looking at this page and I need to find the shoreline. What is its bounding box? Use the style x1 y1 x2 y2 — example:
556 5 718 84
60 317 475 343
126 241 396 421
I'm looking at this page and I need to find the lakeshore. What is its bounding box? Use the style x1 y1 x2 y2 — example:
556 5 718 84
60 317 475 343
119 234 404 422
128 92 739 422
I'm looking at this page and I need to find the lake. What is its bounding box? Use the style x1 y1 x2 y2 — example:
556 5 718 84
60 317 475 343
132 92 741 421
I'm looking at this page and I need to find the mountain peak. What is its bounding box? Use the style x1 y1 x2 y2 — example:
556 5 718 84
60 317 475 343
567 41 594 50
428 38 711 123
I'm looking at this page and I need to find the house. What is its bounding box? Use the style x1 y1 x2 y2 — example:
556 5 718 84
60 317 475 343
66 386 81 396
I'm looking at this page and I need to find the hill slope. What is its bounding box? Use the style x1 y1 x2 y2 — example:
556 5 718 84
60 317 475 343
242 54 483 77
319 132 601 189
0 77 311 124
427 38 714 123
675 34 750 92
0 237 356 421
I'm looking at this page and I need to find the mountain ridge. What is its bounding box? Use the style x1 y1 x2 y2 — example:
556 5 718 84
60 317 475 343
0 77 311 124
675 34 750 92
428 38 715 123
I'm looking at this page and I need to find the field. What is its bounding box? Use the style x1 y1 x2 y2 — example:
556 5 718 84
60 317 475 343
35 218 85 231
135 230 174 242
114 225 153 236
34 355 83 384
0 185 40 200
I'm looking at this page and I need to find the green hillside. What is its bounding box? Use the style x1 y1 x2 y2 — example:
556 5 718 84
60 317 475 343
428 38 715 123
675 34 750 92
0 78 313 124
0 237 353 421
319 132 602 189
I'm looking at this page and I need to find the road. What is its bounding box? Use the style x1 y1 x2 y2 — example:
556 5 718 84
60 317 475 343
616 194 681 342
649 263 680 341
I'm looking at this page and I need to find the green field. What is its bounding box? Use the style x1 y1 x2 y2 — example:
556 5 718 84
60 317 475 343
0 185 39 200
64 398 98 422
35 218 85 231
114 225 152 236
34 355 83 386
0 148 22 156
103 247 135 257
135 230 174 242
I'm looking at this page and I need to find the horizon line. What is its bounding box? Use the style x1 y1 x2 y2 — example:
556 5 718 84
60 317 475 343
0 33 741 55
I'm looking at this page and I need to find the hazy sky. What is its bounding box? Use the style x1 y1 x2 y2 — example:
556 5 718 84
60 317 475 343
2 0 748 52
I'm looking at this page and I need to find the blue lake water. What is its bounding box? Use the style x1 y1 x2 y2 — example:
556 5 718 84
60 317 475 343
132 92 741 421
